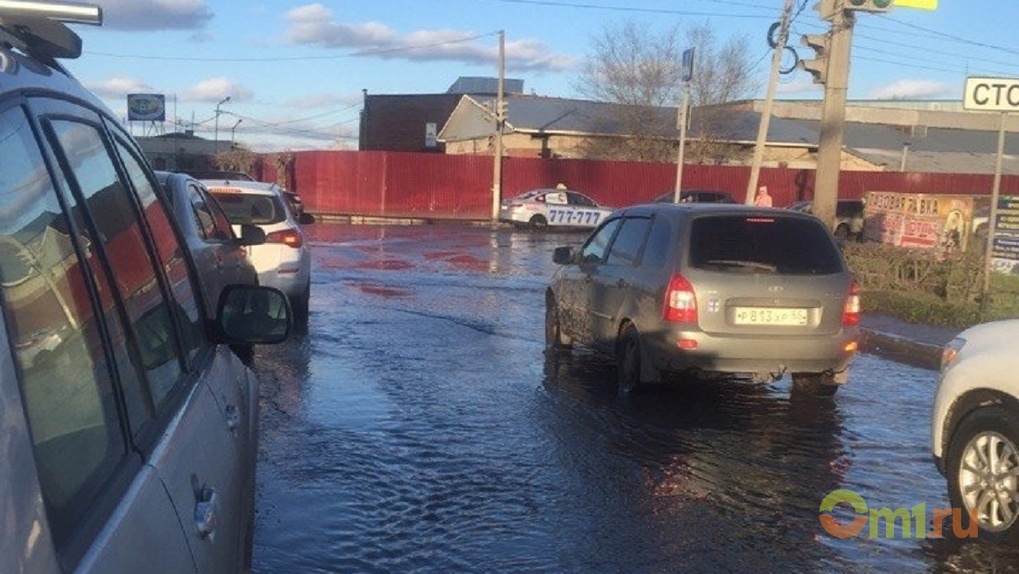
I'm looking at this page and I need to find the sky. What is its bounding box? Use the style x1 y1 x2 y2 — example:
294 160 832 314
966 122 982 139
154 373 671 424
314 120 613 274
60 0 1019 152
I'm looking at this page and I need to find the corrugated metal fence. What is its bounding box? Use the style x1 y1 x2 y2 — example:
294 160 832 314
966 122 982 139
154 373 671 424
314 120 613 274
259 151 1019 219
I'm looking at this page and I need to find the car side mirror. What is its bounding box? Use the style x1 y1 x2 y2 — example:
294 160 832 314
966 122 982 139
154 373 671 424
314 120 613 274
217 285 292 344
237 223 266 246
552 246 575 265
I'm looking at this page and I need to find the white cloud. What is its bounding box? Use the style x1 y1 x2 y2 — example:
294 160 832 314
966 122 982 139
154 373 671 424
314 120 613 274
283 3 577 72
85 77 155 99
180 78 253 102
869 80 954 100
101 0 213 31
283 93 363 110
777 77 822 95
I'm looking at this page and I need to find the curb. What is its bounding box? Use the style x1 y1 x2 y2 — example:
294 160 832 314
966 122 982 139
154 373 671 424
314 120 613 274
859 328 943 371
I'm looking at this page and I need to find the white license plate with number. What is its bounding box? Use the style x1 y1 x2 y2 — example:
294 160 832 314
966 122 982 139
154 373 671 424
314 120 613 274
546 208 602 227
733 307 808 326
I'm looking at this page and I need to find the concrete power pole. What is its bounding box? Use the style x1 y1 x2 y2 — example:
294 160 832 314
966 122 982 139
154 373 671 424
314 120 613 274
491 30 506 222
745 0 795 205
812 3 855 230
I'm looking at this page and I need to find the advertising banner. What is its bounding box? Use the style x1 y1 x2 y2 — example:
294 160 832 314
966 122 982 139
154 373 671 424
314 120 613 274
864 192 972 252
991 195 1019 275
127 93 166 122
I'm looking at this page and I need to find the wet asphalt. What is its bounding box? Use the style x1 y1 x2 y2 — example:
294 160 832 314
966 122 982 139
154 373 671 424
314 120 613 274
249 222 1019 573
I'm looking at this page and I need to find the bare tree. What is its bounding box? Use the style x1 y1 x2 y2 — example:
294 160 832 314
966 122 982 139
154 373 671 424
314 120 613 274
574 20 759 163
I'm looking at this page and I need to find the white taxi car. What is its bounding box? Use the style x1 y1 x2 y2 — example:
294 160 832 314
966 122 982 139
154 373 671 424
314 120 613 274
499 188 614 230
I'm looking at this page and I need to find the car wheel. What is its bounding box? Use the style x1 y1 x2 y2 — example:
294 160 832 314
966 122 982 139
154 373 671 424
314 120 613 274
616 323 641 394
791 372 839 398
833 224 850 241
529 215 548 230
947 405 1019 540
544 294 571 350
291 284 310 324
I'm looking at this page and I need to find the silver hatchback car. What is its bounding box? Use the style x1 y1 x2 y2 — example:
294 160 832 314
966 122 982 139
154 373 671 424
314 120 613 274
0 4 291 573
546 203 859 396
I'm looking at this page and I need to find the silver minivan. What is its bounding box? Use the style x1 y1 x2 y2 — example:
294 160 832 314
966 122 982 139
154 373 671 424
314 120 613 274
546 203 859 396
0 4 290 572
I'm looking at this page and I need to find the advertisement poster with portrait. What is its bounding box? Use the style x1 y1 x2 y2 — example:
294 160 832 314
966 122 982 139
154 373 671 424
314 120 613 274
864 192 973 252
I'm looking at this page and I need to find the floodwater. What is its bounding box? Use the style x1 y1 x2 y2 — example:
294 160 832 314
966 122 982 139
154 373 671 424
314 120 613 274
251 222 1019 573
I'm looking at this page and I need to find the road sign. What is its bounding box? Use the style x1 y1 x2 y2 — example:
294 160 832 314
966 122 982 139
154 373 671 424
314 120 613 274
963 77 1019 112
894 0 937 9
681 48 695 82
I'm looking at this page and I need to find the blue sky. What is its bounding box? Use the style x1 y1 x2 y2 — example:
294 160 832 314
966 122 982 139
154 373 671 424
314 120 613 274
63 0 1017 152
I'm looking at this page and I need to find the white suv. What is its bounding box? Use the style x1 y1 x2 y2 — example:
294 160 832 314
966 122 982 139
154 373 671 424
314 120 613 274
932 319 1019 540
0 3 291 572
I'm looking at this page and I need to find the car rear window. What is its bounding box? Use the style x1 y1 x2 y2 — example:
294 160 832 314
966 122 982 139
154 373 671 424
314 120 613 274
209 192 286 225
689 215 844 275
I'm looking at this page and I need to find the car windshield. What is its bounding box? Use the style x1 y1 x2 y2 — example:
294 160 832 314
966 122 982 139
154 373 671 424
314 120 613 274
689 215 844 275
210 192 286 225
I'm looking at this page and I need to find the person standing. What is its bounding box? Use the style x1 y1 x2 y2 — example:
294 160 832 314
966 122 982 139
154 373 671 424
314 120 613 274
754 185 773 207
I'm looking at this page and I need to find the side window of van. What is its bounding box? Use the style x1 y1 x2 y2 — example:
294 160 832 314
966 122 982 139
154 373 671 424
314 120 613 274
580 218 621 264
642 216 674 270
48 121 187 414
605 217 651 267
0 105 128 551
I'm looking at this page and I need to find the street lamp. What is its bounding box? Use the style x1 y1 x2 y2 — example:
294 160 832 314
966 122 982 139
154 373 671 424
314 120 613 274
213 95 231 148
231 118 242 146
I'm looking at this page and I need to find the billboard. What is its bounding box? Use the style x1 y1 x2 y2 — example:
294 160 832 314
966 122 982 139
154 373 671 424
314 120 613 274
864 191 972 252
127 93 166 122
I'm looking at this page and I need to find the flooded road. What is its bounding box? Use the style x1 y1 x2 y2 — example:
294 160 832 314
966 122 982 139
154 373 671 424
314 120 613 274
251 222 1019 573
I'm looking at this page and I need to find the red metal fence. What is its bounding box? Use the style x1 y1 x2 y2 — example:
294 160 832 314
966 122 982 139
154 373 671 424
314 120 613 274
258 151 1019 219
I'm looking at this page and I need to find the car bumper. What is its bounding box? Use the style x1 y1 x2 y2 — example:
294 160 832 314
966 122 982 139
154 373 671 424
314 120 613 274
643 326 858 376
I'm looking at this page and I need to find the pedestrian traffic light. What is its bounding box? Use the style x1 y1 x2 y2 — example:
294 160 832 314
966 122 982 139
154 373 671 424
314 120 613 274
797 33 830 85
844 0 892 12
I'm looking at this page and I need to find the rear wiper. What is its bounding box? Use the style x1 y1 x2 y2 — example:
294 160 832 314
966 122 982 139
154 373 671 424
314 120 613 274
705 259 778 272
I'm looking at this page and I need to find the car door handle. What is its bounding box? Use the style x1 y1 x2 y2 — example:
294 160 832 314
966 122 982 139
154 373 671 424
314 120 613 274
194 486 219 541
225 404 240 432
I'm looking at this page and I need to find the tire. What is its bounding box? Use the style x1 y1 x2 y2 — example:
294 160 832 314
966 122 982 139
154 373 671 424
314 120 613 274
529 214 548 230
791 372 840 398
544 295 571 350
290 284 310 324
947 405 1019 541
833 224 850 241
616 323 641 394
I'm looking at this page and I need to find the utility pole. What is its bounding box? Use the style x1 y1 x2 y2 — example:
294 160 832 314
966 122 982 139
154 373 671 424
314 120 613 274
746 0 795 205
214 95 231 152
673 48 695 203
491 30 506 222
812 2 854 229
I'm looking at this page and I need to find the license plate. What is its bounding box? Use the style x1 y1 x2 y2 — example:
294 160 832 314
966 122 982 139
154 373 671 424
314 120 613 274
733 307 808 326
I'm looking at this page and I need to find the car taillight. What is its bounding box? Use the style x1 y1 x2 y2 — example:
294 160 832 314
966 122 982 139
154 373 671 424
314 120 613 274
266 229 304 248
663 274 697 323
842 281 860 326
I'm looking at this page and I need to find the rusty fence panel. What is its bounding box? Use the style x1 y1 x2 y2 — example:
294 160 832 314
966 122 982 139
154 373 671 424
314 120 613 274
268 151 1019 219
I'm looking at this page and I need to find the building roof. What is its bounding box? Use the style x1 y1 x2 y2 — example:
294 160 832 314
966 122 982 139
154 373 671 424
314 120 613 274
437 94 1019 174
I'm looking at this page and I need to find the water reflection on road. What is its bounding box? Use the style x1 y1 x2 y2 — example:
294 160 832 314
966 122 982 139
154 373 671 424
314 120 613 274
251 222 1019 573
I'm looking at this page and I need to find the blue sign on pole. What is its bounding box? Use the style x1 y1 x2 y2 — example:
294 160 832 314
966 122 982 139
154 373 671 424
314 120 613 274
681 48 695 82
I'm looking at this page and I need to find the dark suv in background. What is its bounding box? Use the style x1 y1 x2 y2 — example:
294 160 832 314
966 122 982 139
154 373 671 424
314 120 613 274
546 203 859 397
0 3 291 572
654 189 736 204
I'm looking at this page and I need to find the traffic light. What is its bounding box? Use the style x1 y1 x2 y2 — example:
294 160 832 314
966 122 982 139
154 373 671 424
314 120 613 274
498 100 508 120
844 0 892 12
797 33 830 85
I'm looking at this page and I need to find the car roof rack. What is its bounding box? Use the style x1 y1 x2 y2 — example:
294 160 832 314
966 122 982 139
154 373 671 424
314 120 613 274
0 1 102 61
